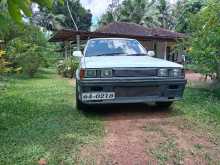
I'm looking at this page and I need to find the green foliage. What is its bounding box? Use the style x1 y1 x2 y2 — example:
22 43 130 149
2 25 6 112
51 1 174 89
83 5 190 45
7 0 32 24
99 0 174 29
16 46 42 77
52 0 92 30
99 0 160 27
33 0 92 31
0 0 64 26
0 16 26 44
155 0 174 29
5 24 57 77
57 58 78 78
188 0 220 79
174 0 206 33
99 11 115 26
0 50 11 74
0 68 103 165
99 0 209 32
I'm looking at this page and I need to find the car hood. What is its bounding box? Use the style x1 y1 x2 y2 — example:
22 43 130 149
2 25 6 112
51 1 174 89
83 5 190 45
82 55 183 68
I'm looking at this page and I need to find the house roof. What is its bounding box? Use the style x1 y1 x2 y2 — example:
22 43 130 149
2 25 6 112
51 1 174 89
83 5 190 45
97 22 184 38
49 22 184 42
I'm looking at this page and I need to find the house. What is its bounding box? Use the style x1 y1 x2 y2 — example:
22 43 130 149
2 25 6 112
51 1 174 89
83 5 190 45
49 22 185 63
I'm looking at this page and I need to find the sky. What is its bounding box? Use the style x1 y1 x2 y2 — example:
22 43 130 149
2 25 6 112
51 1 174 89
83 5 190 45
80 0 177 26
80 0 118 26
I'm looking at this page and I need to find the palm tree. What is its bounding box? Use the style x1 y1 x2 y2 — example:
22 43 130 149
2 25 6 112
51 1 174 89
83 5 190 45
31 10 65 30
119 0 160 27
155 0 174 29
99 0 178 29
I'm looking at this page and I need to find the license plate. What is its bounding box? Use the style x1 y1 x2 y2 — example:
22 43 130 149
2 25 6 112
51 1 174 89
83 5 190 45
82 92 115 101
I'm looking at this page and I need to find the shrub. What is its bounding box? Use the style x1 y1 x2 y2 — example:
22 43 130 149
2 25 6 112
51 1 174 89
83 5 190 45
17 48 42 77
0 50 11 74
6 38 46 77
57 58 79 78
4 24 59 78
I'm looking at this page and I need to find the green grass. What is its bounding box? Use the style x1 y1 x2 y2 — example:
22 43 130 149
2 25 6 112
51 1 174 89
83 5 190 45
0 68 103 165
149 86 220 164
150 138 185 165
175 87 220 128
184 64 201 73
174 86 220 148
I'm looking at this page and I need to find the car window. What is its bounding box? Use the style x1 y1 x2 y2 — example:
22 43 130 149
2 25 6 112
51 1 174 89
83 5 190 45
85 39 147 57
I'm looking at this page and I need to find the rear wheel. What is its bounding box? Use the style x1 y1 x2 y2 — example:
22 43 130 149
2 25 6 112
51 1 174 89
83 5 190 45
156 101 173 108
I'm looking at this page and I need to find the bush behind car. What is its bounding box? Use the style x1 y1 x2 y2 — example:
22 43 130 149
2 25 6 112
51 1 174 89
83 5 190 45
57 58 79 78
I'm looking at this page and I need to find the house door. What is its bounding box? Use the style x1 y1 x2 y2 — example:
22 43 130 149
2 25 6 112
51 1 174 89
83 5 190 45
167 46 172 61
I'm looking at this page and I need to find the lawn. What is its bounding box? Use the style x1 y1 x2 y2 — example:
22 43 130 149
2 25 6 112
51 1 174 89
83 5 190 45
0 68 103 165
175 86 220 131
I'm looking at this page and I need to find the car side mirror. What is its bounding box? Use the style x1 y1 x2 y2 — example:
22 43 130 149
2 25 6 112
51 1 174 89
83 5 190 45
73 51 83 57
147 51 155 57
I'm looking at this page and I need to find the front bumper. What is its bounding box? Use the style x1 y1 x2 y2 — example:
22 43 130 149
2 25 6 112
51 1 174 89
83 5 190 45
77 78 187 104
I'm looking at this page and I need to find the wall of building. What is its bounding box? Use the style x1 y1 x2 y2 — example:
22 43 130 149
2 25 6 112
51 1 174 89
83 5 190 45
140 40 184 64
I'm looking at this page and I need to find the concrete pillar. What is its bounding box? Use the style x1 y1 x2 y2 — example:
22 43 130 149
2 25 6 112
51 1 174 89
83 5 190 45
69 41 72 58
64 41 68 59
76 35 80 51
164 41 167 60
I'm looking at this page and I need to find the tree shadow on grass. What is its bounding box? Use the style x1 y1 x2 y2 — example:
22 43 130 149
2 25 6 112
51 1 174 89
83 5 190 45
81 103 185 122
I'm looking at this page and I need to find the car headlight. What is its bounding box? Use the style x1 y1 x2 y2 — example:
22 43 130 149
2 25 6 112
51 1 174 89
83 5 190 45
169 68 182 77
158 68 168 77
101 69 112 78
85 69 97 78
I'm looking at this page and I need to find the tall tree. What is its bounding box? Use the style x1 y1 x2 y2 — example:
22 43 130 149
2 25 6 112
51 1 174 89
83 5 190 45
99 0 160 28
188 0 220 80
173 0 206 33
99 11 115 26
107 0 120 21
32 0 92 31
156 0 173 29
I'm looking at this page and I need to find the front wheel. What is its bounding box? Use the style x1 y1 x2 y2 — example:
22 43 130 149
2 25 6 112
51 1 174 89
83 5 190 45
76 96 86 110
156 101 173 108
75 81 86 110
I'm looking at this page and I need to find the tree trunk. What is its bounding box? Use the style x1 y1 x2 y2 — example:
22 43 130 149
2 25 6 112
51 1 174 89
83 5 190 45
216 63 220 82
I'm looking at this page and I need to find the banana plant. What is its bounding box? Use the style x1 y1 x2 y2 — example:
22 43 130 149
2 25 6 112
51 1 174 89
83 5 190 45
0 0 64 25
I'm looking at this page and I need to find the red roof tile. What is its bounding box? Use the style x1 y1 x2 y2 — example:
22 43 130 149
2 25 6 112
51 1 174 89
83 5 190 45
49 22 184 42
97 22 184 38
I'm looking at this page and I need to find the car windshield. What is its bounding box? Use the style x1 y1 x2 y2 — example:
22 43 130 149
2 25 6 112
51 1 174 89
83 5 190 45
85 39 147 57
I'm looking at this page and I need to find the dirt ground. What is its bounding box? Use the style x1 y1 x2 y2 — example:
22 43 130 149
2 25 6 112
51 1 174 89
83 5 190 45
79 104 219 165
71 72 220 165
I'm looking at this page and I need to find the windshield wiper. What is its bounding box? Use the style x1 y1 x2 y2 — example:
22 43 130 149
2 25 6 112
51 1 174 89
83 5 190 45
126 53 148 56
95 53 126 56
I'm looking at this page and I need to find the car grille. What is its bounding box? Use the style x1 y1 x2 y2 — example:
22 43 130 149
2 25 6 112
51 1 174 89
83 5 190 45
113 68 157 77
114 86 160 97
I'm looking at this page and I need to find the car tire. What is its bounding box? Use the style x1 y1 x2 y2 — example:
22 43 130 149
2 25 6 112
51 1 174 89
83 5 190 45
75 81 86 110
76 96 86 110
156 101 173 108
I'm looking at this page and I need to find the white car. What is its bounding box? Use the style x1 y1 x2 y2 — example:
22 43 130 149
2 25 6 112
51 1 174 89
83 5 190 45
73 38 186 109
